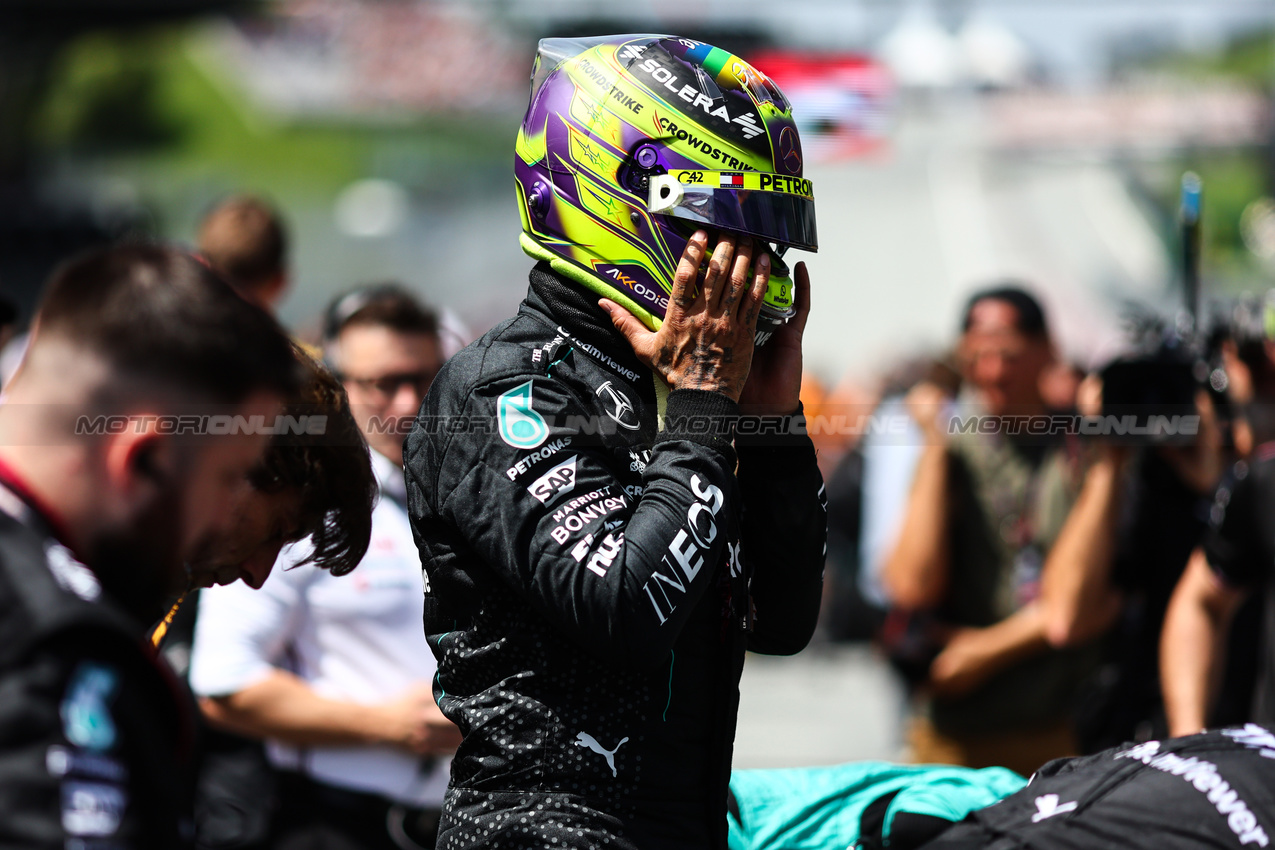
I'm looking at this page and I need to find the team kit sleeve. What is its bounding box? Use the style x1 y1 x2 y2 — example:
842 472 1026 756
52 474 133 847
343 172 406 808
1202 468 1266 590
0 632 171 848
735 414 827 656
433 375 743 671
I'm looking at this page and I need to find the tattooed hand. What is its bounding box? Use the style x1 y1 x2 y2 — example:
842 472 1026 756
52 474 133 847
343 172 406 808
600 230 768 402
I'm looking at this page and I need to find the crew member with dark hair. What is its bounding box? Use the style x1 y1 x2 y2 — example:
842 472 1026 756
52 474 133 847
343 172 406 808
182 344 378 592
321 284 441 468
198 195 290 312
0 243 298 848
884 284 1126 776
151 346 379 850
407 35 827 849
191 284 456 850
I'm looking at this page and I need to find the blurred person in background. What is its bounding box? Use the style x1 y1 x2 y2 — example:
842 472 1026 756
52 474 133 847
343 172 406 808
1070 372 1232 753
846 356 962 647
883 285 1126 776
406 34 826 850
1161 321 1275 739
0 244 297 848
198 195 290 313
815 357 961 644
191 285 456 850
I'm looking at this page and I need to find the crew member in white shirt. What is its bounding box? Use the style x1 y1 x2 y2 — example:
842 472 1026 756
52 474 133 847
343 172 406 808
191 286 458 850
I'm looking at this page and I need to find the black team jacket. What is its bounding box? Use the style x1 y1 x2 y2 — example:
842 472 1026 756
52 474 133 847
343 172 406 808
405 263 827 850
0 479 195 849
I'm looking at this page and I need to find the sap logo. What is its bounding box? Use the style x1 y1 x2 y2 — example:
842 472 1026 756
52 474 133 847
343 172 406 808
61 781 125 837
572 531 625 577
641 474 726 624
527 456 578 505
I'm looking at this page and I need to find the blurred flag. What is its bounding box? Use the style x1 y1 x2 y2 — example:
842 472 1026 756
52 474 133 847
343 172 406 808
748 51 894 162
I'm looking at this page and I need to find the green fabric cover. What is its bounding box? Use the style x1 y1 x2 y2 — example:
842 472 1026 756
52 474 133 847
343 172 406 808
728 761 1026 850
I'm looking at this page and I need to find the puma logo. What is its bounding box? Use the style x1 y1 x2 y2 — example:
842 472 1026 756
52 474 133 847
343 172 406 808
574 731 629 777
1032 794 1078 822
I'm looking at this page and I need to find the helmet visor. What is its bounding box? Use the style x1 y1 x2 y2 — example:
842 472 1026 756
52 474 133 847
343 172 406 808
647 171 818 252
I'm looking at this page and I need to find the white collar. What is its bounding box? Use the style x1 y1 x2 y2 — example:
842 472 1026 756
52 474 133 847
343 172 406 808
369 449 408 505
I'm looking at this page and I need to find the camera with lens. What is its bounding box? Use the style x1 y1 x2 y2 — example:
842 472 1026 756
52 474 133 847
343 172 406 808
1097 172 1234 445
1098 310 1228 445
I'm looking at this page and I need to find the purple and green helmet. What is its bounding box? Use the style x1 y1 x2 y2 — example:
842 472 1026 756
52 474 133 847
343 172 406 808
515 34 818 344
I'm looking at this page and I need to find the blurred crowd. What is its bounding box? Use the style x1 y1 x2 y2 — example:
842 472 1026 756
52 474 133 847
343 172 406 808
4 188 1275 847
805 277 1275 781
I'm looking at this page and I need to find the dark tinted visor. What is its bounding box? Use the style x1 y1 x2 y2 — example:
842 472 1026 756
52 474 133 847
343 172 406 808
647 171 818 251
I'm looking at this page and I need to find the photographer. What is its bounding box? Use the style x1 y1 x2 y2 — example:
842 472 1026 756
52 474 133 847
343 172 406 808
883 286 1125 776
1073 379 1229 752
1161 328 1275 736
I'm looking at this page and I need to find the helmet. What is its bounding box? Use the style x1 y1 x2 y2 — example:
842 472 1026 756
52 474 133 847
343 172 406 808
514 34 818 345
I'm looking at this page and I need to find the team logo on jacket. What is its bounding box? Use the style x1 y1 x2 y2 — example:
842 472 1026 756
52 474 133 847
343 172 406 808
60 663 119 752
61 781 125 836
527 456 578 505
498 380 549 449
596 381 640 430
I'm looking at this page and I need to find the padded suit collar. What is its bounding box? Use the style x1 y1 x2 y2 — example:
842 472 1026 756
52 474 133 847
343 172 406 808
522 262 652 397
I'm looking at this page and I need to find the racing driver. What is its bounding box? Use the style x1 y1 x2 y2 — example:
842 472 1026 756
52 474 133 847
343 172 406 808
405 35 827 849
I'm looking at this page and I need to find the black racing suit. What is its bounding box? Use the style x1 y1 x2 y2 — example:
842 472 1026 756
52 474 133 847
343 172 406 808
404 264 827 849
0 475 196 849
921 725 1275 849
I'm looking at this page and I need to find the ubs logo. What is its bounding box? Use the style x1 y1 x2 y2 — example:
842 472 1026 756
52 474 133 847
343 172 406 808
597 381 640 431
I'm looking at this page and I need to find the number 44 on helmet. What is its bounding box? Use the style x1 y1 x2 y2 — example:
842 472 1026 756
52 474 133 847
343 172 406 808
514 34 819 347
